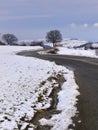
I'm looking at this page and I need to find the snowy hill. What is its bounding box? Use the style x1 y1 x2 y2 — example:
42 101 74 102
61 38 87 48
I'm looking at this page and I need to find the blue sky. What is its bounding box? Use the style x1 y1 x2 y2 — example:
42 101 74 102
0 0 98 41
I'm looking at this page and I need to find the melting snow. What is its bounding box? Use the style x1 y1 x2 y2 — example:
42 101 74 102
0 46 79 129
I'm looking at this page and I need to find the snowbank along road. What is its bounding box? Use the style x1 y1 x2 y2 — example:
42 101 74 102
18 50 98 130
0 46 79 130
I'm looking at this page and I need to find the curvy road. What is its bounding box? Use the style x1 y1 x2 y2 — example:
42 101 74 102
18 50 98 130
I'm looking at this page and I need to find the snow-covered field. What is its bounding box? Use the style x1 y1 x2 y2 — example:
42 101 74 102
43 38 98 58
57 39 98 57
0 46 79 130
61 38 87 48
57 47 97 58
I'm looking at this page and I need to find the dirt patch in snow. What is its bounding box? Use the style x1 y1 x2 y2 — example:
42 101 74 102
20 73 66 130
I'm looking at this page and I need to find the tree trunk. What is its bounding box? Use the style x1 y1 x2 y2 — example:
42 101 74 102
53 42 55 47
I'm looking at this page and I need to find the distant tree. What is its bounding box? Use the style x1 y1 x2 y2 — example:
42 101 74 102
2 34 18 45
0 41 5 45
46 30 62 47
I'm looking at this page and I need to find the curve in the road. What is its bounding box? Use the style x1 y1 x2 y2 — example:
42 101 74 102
17 50 98 130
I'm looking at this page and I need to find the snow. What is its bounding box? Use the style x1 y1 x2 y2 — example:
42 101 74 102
39 72 79 130
44 38 87 48
0 46 79 129
17 40 34 45
0 46 42 55
61 38 87 48
42 38 98 58
54 39 98 58
57 47 97 57
92 43 98 48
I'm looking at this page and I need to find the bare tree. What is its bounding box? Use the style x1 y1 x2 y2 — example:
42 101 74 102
46 30 62 47
2 34 18 45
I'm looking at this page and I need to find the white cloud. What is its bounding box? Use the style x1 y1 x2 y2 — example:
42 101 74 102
70 23 88 28
93 23 98 27
70 23 76 28
83 24 88 28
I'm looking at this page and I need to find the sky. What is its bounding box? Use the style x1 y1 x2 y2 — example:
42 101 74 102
0 0 98 41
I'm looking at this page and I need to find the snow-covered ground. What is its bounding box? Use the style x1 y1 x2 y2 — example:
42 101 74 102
57 39 98 57
61 38 87 48
57 47 97 58
43 38 98 58
40 46 97 58
0 46 79 130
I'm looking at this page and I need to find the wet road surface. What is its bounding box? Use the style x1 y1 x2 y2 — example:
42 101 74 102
17 50 98 130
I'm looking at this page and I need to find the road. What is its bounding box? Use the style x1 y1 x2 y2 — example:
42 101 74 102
17 50 98 130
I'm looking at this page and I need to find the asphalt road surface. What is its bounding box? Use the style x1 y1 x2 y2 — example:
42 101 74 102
17 50 98 130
